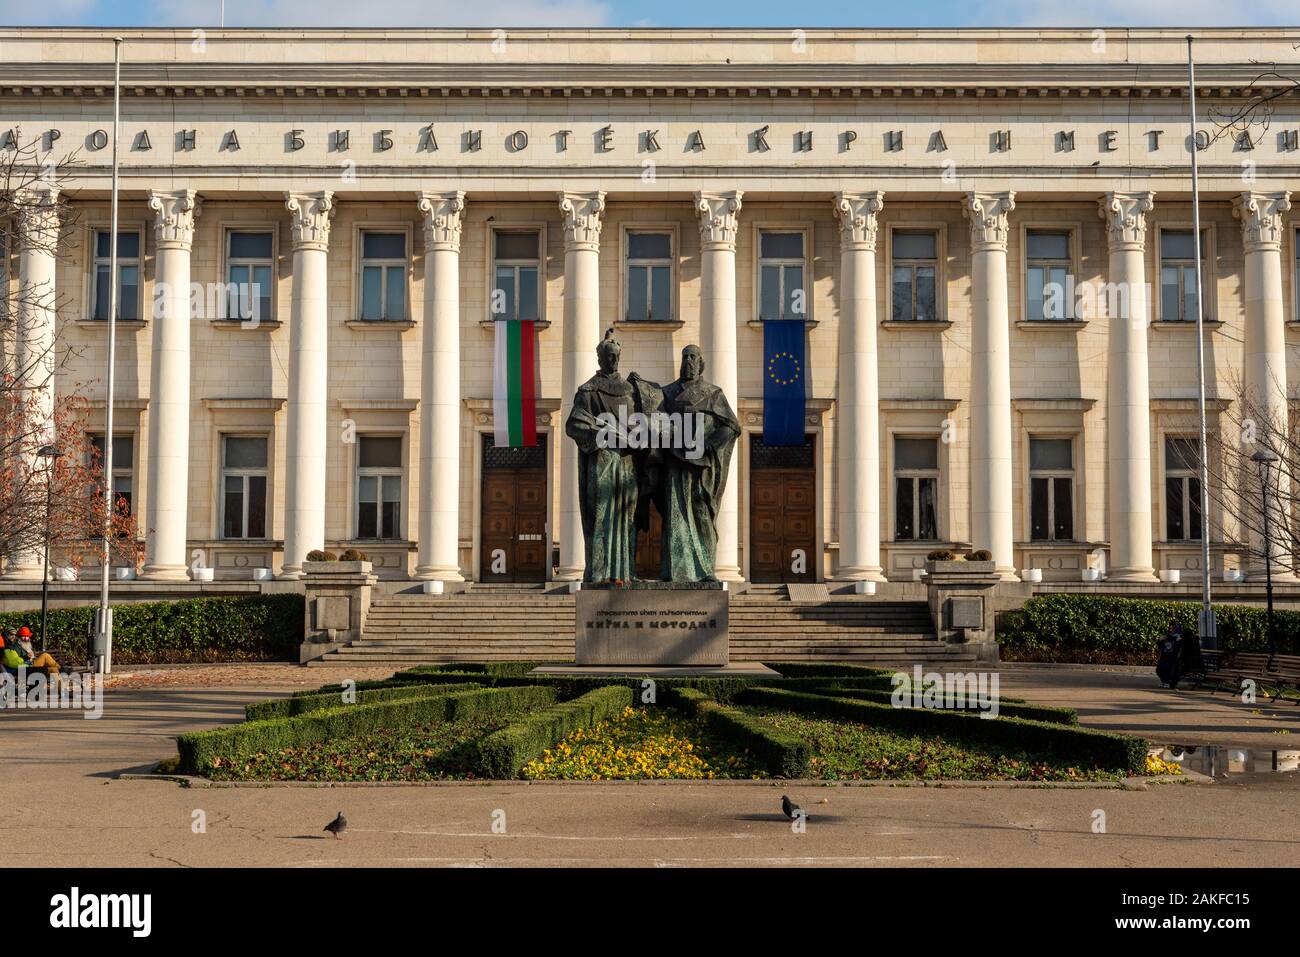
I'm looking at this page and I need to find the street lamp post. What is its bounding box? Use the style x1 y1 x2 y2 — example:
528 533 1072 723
1251 448 1280 661
36 443 64 654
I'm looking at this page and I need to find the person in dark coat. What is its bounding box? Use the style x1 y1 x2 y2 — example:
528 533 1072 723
1156 621 1184 688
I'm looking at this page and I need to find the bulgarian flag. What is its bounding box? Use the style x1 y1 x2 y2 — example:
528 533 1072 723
492 319 537 447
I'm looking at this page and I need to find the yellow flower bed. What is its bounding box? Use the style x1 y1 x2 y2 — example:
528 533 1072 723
1145 753 1184 776
523 706 730 780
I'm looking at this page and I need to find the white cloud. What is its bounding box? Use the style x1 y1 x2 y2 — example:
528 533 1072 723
153 0 611 28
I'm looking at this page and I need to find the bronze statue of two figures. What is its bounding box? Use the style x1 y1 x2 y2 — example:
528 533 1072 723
566 329 740 584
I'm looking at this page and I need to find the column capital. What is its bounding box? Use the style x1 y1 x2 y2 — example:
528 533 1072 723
15 185 61 248
558 190 606 250
148 188 202 250
695 189 744 248
963 190 1016 251
833 190 885 250
1234 190 1293 252
285 190 335 251
417 189 466 252
1099 190 1155 251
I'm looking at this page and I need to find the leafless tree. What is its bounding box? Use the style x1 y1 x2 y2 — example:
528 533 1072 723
1200 370 1300 579
0 134 135 574
1205 45 1300 150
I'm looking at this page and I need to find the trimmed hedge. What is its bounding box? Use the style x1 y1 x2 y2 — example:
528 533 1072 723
290 678 425 698
811 684 1079 726
394 667 901 701
736 686 1148 774
245 682 482 721
0 594 302 664
418 662 544 677
472 685 634 778
178 684 554 773
759 662 895 680
998 594 1300 665
667 686 811 777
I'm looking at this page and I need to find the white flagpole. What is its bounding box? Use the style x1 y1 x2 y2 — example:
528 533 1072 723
96 36 123 675
1187 34 1216 650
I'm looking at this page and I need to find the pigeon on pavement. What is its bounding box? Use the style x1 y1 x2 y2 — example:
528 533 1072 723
324 811 348 839
781 795 802 820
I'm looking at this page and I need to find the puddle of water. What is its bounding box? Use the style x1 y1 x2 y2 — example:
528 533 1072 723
1153 745 1300 778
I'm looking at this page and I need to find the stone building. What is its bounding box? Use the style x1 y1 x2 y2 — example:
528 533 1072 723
3 27 1299 587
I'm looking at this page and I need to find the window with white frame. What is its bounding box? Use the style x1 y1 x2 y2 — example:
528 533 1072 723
1029 437 1075 541
894 436 939 541
358 231 407 321
89 434 134 515
1159 229 1209 322
491 230 541 322
757 230 806 321
891 230 938 321
1025 229 1073 320
225 231 274 323
624 231 673 321
1164 436 1203 541
221 435 268 540
91 228 141 321
356 436 402 540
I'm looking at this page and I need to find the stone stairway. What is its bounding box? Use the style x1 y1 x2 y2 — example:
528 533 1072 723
309 582 979 668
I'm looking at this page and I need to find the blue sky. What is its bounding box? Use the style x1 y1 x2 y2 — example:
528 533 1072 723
2 0 1295 29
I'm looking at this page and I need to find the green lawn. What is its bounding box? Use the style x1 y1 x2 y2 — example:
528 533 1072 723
737 706 1128 782
203 714 513 782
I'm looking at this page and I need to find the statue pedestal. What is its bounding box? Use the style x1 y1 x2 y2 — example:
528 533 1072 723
574 582 729 666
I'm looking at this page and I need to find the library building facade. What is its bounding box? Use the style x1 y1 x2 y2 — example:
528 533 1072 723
4 27 1299 587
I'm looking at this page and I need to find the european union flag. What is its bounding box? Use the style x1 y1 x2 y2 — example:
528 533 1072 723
763 320 806 446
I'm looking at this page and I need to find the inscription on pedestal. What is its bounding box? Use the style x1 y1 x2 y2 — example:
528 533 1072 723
575 585 729 666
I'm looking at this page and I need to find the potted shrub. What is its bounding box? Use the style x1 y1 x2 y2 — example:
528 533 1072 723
925 547 996 576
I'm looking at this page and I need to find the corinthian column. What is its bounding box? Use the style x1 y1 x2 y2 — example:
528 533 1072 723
415 190 466 582
3 186 60 579
963 191 1018 580
142 188 200 580
832 190 886 581
280 190 335 579
1099 191 1158 582
555 190 606 581
1234 190 1294 579
695 190 744 582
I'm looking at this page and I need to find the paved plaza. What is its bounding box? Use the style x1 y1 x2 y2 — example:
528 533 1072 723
2 664 1295 868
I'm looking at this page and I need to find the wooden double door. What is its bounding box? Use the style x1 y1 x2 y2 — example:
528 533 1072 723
749 434 817 584
480 435 548 582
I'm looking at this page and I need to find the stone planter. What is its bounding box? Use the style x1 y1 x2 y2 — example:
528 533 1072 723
925 559 996 576
303 560 371 575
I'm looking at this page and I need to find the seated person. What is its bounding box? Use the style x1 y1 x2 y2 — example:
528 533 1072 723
14 626 60 675
0 637 27 677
